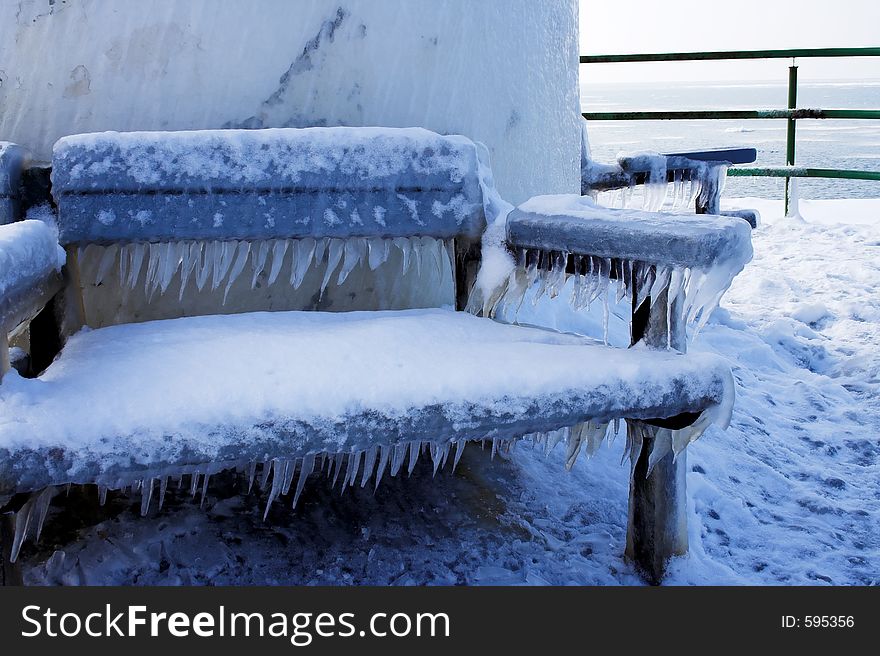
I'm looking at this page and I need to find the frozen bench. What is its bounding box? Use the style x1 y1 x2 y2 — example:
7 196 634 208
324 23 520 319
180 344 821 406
0 127 751 584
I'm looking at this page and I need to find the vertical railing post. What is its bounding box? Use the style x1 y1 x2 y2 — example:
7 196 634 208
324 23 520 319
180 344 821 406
785 61 798 215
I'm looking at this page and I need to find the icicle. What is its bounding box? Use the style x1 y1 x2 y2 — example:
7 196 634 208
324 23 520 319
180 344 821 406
361 445 378 487
407 441 421 475
339 451 358 489
196 241 214 291
95 245 118 286
531 251 552 305
321 239 345 295
98 485 108 506
179 241 200 300
440 441 452 469
602 289 610 345
549 252 569 299
544 428 568 456
624 422 646 476
223 241 251 304
268 239 290 285
411 238 424 278
141 478 154 516
671 169 683 210
263 459 282 519
647 431 674 476
280 460 294 496
211 241 236 291
158 242 182 295
649 265 672 308
374 445 390 492
198 473 211 508
290 238 316 289
247 461 257 494
565 426 585 470
616 260 628 303
390 443 407 477
331 452 343 488
10 498 34 562
189 472 201 498
292 453 314 509
367 238 391 270
127 243 146 289
33 486 56 542
325 453 336 478
251 240 270 289
144 242 162 296
434 239 449 279
314 237 329 263
393 237 413 275
158 477 168 510
665 268 685 349
259 460 272 491
452 440 466 472
506 266 531 320
337 238 366 286
635 262 655 310
430 442 443 476
117 244 131 288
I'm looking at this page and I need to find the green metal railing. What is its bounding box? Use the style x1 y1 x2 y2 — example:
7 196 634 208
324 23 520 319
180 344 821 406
580 46 880 214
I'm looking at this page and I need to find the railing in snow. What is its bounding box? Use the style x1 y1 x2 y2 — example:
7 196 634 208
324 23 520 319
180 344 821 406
580 46 880 214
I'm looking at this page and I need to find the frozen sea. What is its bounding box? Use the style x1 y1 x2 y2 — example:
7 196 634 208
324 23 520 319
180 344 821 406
582 79 880 201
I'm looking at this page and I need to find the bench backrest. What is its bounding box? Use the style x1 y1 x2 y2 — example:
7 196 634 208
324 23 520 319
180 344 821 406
51 127 488 327
0 142 26 225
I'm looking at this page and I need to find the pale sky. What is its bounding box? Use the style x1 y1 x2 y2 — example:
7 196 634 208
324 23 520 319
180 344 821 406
579 0 880 83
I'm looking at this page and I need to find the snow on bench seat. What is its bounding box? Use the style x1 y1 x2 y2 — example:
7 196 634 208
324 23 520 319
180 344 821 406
0 308 732 495
51 127 487 245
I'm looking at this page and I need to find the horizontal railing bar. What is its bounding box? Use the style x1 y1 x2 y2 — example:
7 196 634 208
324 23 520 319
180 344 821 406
583 109 880 121
728 167 880 181
580 47 880 64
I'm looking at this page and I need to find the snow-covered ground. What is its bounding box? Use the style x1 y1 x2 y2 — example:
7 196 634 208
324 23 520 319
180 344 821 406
20 197 880 585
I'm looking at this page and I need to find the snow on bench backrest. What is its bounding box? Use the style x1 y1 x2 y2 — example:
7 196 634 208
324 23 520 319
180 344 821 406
51 127 487 245
0 142 26 225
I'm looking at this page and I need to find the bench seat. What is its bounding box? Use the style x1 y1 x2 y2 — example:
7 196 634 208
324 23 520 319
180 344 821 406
0 308 731 496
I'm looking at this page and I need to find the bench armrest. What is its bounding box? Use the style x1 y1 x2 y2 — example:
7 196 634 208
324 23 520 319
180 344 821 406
583 150 756 215
0 142 27 225
502 195 753 350
507 196 752 270
0 220 66 379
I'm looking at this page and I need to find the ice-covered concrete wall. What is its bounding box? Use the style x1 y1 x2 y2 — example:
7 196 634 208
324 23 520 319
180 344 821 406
0 0 580 204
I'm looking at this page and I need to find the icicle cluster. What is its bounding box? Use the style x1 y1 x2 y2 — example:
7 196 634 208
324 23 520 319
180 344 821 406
5 408 722 563
624 409 718 478
478 248 739 344
5 415 643 562
594 167 704 213
7 486 57 563
80 236 453 303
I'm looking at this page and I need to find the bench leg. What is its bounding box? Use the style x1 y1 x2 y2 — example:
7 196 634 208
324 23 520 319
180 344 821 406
625 422 688 584
0 511 24 586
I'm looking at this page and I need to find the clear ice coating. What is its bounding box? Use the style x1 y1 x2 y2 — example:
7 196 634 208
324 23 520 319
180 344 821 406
6 408 719 562
475 246 743 344
585 151 715 213
86 235 454 306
